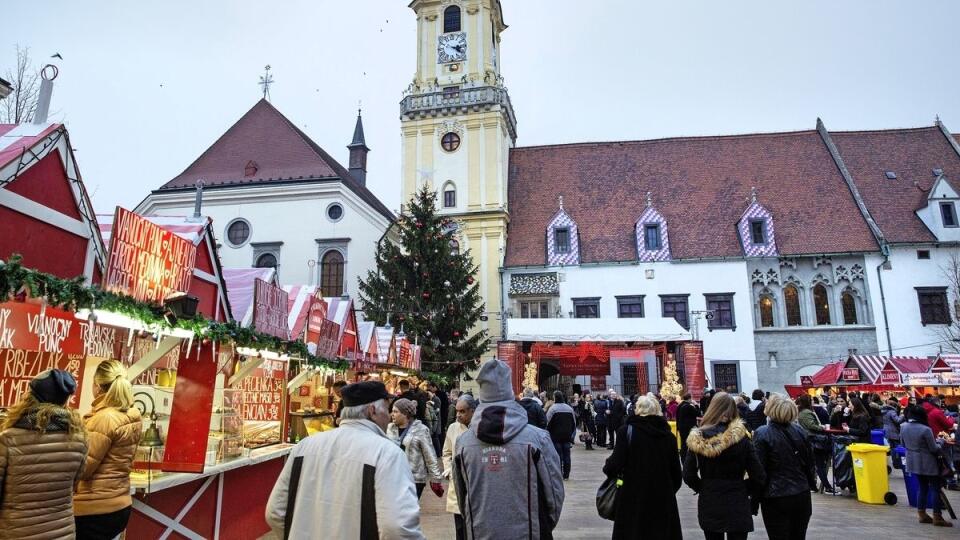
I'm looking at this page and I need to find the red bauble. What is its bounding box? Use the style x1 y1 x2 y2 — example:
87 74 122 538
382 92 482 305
422 292 430 299
466 276 474 284
453 331 460 337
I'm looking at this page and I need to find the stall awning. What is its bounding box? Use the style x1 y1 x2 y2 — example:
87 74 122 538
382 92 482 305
283 285 317 340
810 361 844 385
223 267 277 326
506 317 690 342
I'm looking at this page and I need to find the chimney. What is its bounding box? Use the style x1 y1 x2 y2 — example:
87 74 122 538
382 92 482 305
347 109 370 186
33 65 59 124
189 179 205 222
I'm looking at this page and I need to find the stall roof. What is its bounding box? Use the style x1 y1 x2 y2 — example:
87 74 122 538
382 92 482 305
847 355 886 385
357 321 376 355
283 285 317 340
887 357 933 375
223 267 277 326
810 361 844 385
375 327 396 365
324 296 355 342
937 355 960 372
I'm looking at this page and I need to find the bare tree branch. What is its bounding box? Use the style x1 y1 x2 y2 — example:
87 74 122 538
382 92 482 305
1 45 40 124
935 250 960 353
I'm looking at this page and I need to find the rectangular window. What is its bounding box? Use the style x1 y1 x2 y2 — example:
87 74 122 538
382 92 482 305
442 85 461 99
443 189 456 208
917 250 931 260
917 287 951 325
519 300 549 319
941 202 958 228
644 224 661 250
616 296 645 318
705 293 736 330
554 228 570 254
750 220 766 244
573 297 600 318
713 363 740 393
661 295 690 329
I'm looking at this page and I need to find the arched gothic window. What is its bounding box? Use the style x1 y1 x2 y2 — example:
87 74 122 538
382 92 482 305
759 295 775 328
444 6 461 33
321 250 345 297
813 284 831 325
842 291 858 325
443 182 457 208
784 285 802 326
255 253 277 268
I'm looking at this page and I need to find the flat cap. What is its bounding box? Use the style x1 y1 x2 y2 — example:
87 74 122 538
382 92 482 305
341 381 392 407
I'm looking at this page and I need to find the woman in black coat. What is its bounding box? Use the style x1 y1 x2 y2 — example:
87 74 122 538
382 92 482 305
603 395 682 540
683 392 766 540
844 397 872 443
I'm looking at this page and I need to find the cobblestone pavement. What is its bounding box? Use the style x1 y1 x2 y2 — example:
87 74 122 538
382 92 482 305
420 442 960 539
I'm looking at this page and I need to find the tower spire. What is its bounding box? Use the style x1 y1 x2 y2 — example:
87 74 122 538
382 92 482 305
348 108 370 186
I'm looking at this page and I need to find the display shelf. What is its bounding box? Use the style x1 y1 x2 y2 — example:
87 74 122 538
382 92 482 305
130 443 293 494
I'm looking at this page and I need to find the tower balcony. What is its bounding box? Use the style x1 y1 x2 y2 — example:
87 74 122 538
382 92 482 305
400 85 517 140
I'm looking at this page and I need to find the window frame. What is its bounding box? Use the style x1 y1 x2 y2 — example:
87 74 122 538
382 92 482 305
941 202 959 228
554 227 571 254
660 294 690 330
326 202 345 223
705 293 736 330
749 219 766 244
519 299 550 319
616 295 645 318
255 252 277 269
812 283 831 325
572 297 600 319
320 250 346 297
758 295 776 328
916 286 951 325
443 187 457 208
441 132 461 152
841 291 858 325
783 284 802 326
443 5 462 33
225 218 252 248
643 224 661 250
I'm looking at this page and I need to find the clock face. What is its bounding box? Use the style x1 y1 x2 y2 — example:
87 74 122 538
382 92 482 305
438 32 467 64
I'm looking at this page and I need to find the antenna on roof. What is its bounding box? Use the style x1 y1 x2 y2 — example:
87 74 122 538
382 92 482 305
259 65 274 101
750 186 758 204
645 191 652 208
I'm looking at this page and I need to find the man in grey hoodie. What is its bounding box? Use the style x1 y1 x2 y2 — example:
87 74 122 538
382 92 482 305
453 360 565 540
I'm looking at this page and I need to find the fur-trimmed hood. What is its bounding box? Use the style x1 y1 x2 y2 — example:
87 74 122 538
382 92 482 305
686 419 749 458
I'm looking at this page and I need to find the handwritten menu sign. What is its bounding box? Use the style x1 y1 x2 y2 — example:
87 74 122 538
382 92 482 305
253 279 289 339
0 301 86 407
104 207 197 305
236 359 286 421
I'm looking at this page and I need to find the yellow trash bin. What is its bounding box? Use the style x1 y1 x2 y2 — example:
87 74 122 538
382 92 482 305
847 443 895 505
667 421 681 450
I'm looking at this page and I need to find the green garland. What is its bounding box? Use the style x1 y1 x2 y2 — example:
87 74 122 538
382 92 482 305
0 255 349 372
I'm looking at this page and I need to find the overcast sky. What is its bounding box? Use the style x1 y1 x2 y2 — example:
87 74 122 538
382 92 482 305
5 1 960 214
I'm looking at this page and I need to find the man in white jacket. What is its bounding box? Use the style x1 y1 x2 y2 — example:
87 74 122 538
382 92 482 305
266 381 425 539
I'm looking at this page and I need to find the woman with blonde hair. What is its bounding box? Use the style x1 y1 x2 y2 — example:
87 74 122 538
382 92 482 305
74 360 142 539
603 395 682 539
683 392 765 540
0 369 88 539
753 393 817 539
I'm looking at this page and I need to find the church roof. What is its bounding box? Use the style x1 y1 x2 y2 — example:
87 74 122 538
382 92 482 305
505 129 880 266
830 125 960 244
156 99 393 221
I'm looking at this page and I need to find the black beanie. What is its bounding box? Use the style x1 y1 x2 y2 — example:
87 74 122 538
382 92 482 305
29 369 77 406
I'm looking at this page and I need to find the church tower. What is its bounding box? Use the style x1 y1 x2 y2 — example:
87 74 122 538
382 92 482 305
402 0 515 361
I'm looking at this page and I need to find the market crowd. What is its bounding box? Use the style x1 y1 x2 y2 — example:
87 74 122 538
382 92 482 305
264 359 959 539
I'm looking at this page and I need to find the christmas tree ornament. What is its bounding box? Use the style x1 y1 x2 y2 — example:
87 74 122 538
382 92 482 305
467 276 474 285
443 280 451 287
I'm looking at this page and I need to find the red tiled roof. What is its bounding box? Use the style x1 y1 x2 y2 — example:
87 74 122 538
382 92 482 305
810 361 844 385
158 99 393 221
831 127 960 244
505 130 879 265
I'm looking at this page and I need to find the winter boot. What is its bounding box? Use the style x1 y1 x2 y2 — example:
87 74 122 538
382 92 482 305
933 513 953 527
918 510 933 524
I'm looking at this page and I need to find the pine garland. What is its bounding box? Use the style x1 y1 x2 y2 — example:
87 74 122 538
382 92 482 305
0 255 349 372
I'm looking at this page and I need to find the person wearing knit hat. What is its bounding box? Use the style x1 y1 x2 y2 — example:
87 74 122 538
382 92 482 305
0 369 88 538
387 397 444 499
452 360 565 539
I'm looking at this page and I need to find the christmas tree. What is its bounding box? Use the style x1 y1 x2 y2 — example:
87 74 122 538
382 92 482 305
358 186 489 378
659 359 684 402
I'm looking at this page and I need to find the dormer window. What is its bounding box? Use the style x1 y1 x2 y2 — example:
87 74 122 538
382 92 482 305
443 6 461 33
644 224 661 250
554 228 570 254
941 202 958 228
750 220 766 244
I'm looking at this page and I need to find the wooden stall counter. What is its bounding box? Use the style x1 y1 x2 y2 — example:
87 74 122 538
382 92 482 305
128 444 293 540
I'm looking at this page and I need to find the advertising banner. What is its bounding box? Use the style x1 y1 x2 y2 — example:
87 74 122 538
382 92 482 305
103 207 196 304
682 342 707 400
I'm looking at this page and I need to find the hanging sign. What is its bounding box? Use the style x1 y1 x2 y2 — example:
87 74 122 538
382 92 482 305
103 207 197 305
237 359 286 422
253 279 289 339
902 373 941 386
0 301 87 407
682 342 707 400
879 370 901 385
939 372 960 385
842 368 861 382
799 375 814 386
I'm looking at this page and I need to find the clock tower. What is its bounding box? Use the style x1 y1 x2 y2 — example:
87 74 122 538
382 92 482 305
402 0 516 363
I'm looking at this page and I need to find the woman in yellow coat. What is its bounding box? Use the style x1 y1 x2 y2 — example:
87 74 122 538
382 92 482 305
73 360 142 540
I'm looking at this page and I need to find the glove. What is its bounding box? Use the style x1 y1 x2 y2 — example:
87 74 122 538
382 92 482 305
430 481 444 497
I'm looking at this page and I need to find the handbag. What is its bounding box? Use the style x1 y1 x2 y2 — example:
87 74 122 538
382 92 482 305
596 425 632 520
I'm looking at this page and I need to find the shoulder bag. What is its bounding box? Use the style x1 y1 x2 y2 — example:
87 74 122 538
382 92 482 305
596 425 632 520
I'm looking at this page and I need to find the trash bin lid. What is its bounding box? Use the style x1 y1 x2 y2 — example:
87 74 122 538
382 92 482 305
847 443 889 453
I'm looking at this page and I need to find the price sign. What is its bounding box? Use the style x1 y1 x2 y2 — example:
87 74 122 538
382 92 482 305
238 359 287 421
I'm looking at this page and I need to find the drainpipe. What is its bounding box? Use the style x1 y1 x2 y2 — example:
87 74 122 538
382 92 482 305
498 266 506 342
875 245 893 356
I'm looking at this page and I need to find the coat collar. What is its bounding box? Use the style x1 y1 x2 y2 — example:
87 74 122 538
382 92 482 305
686 418 749 457
340 418 388 438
